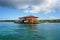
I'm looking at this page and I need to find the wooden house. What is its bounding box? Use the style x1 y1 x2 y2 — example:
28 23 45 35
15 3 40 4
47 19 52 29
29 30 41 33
19 16 39 23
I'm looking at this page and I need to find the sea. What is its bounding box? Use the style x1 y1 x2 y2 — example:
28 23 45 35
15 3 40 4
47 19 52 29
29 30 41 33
0 22 60 40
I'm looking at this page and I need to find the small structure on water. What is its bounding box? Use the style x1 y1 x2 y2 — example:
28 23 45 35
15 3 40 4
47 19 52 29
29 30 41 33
18 16 39 24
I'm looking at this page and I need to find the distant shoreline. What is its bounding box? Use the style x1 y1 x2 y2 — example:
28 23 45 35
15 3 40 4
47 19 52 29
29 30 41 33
0 19 60 23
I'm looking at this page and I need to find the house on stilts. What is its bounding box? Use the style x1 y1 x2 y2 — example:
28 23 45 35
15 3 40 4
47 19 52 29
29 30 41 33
18 16 39 24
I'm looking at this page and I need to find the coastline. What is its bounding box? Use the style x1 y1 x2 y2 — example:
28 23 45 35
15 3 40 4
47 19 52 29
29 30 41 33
0 19 60 23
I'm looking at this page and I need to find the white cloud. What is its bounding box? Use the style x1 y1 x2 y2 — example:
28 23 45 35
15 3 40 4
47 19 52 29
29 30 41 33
24 0 60 14
47 16 60 19
0 0 60 14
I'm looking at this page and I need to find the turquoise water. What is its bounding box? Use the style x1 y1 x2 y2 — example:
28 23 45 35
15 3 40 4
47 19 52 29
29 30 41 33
0 22 60 40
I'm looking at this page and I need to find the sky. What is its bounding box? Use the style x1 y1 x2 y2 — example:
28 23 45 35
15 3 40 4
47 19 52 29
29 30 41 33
0 0 60 20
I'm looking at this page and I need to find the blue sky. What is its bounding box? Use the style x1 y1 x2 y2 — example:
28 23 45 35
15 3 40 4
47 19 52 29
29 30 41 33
0 7 60 20
0 0 60 20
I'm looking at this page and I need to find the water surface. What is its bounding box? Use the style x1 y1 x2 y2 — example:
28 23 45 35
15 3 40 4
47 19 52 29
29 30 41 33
0 22 60 40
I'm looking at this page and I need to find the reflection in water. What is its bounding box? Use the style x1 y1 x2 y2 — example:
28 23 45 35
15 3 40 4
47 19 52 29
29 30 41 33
0 22 45 40
15 24 45 40
20 24 37 30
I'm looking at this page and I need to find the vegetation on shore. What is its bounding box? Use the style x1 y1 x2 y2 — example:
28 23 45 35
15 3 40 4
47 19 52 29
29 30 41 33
0 19 60 23
0 20 15 22
39 19 60 23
